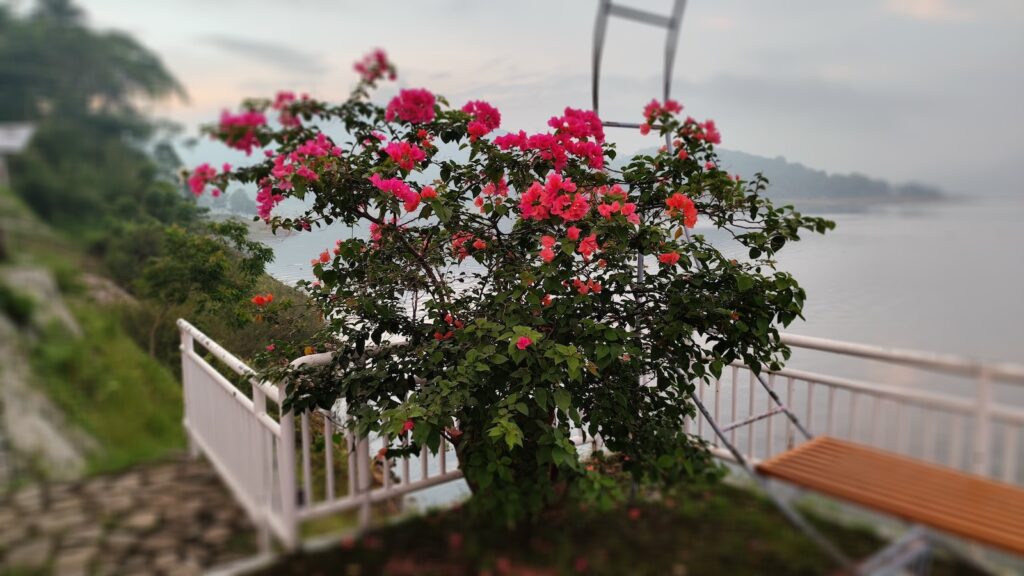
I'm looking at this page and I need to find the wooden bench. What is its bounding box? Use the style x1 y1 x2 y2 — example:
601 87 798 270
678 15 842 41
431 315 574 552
757 436 1024 557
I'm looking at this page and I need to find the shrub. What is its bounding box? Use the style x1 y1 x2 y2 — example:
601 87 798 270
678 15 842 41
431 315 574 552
194 50 833 520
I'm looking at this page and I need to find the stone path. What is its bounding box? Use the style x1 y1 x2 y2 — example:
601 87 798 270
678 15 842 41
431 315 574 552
0 457 257 575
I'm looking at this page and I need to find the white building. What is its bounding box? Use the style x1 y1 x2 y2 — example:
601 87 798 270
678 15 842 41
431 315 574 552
0 123 36 188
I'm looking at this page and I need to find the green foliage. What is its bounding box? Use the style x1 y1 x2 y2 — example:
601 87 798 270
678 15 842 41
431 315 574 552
0 282 35 327
2 0 195 233
30 302 185 473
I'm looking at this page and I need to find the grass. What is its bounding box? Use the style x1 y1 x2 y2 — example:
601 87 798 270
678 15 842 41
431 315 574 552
255 459 985 576
262 487 982 576
29 300 185 473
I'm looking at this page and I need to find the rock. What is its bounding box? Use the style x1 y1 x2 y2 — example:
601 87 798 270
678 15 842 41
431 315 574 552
104 530 136 550
36 510 87 534
202 526 232 546
4 537 52 569
122 511 159 531
62 525 102 547
53 545 95 576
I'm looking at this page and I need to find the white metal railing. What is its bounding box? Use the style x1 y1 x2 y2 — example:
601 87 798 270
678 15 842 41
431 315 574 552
178 320 466 551
693 333 1024 485
179 319 1024 551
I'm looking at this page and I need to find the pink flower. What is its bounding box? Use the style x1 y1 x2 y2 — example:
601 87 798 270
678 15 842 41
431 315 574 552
384 141 426 171
666 192 697 228
519 173 589 223
420 186 437 200
577 234 598 259
639 123 651 135
539 247 555 263
385 88 436 124
187 163 218 196
368 174 420 211
472 239 487 250
658 251 681 266
704 161 716 171
256 179 284 221
217 109 266 155
516 336 533 350
540 235 557 248
319 250 331 263
401 419 415 434
265 344 275 352
354 48 396 83
677 149 688 160
566 226 581 241
462 100 501 140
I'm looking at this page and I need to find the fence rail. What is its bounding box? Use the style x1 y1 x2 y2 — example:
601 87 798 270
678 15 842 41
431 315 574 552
178 319 1024 550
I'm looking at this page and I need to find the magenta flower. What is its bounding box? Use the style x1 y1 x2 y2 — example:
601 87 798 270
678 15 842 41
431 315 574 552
384 141 426 171
516 336 533 350
385 88 436 124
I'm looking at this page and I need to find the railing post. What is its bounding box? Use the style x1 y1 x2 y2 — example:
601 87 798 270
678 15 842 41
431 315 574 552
278 403 300 549
251 385 271 553
179 325 199 459
356 436 372 529
972 368 993 477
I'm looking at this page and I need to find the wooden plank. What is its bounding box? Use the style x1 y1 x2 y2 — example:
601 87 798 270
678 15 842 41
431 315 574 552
757 436 1024 556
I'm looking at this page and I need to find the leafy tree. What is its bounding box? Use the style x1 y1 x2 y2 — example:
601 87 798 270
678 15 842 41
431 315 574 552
1 0 193 232
134 221 273 356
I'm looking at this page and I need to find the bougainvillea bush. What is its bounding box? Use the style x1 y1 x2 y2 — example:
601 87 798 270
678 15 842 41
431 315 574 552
191 49 833 520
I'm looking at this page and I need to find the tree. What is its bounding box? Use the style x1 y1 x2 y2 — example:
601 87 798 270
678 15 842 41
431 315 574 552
228 189 256 215
197 49 834 521
1 0 193 231
134 221 272 356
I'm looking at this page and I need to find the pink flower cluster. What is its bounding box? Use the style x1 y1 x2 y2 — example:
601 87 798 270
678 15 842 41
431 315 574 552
256 183 284 221
642 99 683 123
461 100 501 141
681 117 722 145
594 184 640 225
385 89 436 124
639 99 684 135
354 49 396 83
666 192 698 228
272 91 307 128
451 231 487 262
519 173 590 223
369 173 421 212
572 277 602 295
269 133 343 191
187 163 220 196
218 109 267 155
494 108 605 171
368 217 401 246
538 229 599 263
384 141 426 171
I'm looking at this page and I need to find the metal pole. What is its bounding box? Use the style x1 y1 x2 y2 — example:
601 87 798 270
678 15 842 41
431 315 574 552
687 378 852 569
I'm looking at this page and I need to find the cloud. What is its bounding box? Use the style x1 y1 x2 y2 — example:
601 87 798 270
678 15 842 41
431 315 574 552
203 35 327 75
884 0 971 22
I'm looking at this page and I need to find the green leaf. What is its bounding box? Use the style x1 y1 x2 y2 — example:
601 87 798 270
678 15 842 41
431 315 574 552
736 275 754 292
554 389 571 412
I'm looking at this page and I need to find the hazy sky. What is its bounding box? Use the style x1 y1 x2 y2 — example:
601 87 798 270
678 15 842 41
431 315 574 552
65 0 1024 195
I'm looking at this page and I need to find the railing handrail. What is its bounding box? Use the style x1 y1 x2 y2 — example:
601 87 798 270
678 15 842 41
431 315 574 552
176 318 281 405
779 332 1024 385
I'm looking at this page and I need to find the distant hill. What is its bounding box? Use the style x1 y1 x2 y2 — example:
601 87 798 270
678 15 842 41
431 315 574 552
628 147 944 205
714 149 943 202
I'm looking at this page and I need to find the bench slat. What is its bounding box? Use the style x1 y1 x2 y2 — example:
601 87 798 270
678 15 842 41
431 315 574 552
757 436 1024 556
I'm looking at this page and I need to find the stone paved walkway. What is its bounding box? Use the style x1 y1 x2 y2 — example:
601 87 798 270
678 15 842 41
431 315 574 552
0 457 257 575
